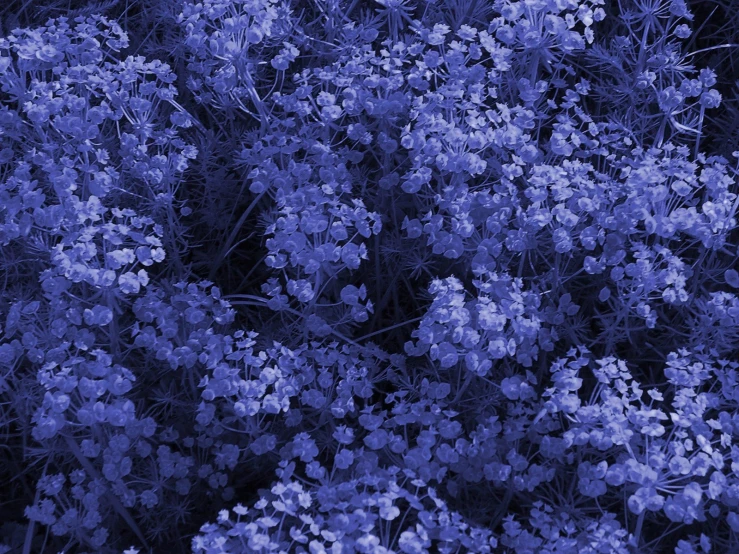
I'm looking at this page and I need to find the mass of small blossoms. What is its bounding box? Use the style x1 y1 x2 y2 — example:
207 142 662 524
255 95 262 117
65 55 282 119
0 0 738 552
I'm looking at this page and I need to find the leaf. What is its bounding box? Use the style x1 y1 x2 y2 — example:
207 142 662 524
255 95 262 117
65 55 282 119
726 269 739 288
5 303 22 338
21 301 40 315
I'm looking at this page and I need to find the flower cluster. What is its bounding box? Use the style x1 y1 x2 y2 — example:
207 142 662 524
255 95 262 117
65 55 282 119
2 1 739 554
193 463 498 554
405 271 548 371
178 0 294 116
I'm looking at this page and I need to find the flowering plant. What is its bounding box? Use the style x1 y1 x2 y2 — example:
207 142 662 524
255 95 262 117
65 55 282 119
1 1 739 553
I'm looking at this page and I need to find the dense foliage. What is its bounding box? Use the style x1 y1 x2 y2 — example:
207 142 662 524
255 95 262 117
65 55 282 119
1 0 739 552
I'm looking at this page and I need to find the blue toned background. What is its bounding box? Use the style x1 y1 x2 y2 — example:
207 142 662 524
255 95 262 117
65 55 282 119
0 0 738 552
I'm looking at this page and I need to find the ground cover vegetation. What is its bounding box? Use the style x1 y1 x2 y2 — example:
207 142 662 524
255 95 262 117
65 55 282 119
1 0 739 552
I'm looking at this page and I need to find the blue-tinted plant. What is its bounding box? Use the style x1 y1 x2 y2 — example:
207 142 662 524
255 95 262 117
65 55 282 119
1 1 739 553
